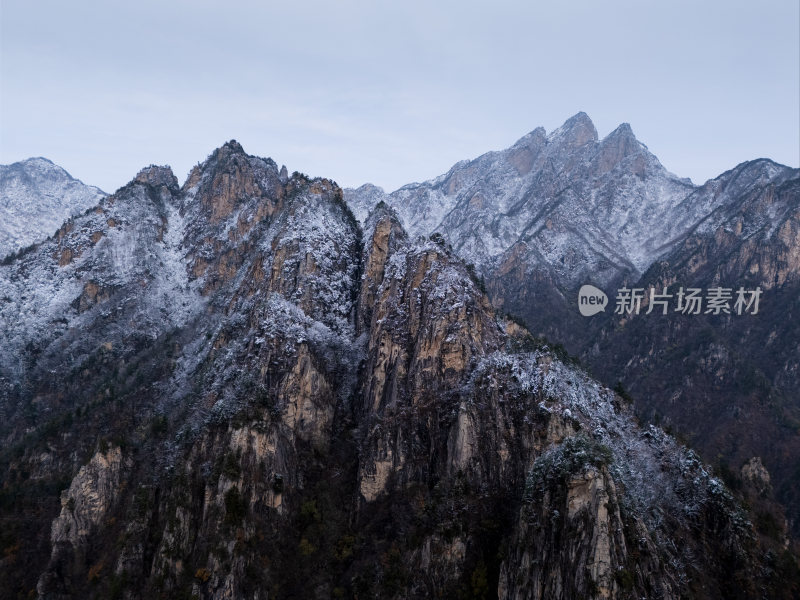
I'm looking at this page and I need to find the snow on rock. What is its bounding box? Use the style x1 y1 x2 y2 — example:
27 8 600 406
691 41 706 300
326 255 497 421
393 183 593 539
346 112 704 286
0 157 106 259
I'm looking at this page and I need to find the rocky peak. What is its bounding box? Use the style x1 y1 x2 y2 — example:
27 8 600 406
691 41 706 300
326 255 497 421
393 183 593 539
357 204 407 334
216 138 245 158
0 157 106 258
510 126 547 150
602 122 639 150
190 140 279 187
549 111 598 147
133 164 179 190
202 139 280 184
358 232 504 417
363 196 401 234
593 122 647 175
181 141 283 230
346 112 699 286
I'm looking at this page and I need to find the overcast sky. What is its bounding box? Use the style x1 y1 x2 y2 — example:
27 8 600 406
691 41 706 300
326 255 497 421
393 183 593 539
1 0 798 194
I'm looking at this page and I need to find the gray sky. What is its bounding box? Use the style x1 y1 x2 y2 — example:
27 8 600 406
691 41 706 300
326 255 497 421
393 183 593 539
1 0 798 194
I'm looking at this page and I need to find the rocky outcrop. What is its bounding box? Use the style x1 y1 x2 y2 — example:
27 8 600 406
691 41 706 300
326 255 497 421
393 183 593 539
38 447 129 598
741 457 771 496
501 464 649 600
50 447 127 549
356 205 407 334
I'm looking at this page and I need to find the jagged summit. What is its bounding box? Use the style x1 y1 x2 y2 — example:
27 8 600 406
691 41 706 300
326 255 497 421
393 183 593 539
179 141 285 221
561 110 594 128
504 113 626 153
184 140 280 187
511 126 547 149
221 138 245 153
345 112 696 284
205 139 251 166
345 115 800 559
604 121 638 143
549 111 599 145
610 121 634 135
133 164 179 189
592 122 648 174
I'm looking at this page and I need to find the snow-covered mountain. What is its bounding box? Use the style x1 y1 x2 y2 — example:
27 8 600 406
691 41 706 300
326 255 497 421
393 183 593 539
347 113 800 547
347 112 709 286
0 157 106 259
1 141 793 599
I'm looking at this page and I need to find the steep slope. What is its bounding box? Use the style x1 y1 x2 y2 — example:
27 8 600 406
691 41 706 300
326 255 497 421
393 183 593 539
345 117 800 543
1 141 364 599
490 157 800 539
349 212 783 599
582 159 800 540
488 157 799 348
0 158 106 259
0 143 796 600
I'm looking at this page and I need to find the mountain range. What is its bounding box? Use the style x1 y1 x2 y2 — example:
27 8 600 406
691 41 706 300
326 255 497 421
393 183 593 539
346 112 800 541
0 118 797 599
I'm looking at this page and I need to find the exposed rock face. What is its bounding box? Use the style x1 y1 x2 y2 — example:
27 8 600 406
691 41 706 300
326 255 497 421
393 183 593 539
356 205 407 334
0 141 796 600
345 114 800 544
0 157 106 259
501 464 639 600
741 457 771 496
50 447 127 549
38 447 129 598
